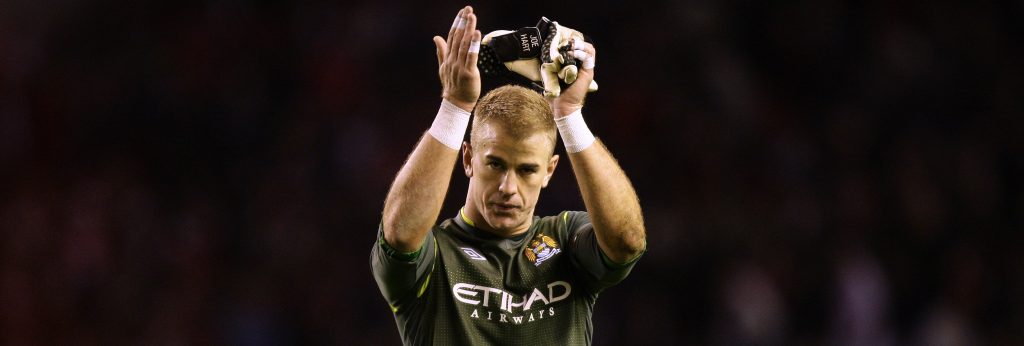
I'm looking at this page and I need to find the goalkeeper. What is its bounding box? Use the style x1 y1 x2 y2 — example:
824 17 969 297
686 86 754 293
371 5 647 345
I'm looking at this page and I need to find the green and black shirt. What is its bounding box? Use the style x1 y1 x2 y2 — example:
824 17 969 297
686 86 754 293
371 210 643 345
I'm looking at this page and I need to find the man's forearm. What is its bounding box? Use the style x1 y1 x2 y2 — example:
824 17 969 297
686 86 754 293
382 98 470 252
568 139 646 263
382 133 460 252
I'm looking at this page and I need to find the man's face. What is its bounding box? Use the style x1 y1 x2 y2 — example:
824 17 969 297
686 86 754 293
463 124 558 235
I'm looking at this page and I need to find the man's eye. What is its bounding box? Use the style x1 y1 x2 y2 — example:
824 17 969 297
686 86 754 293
487 162 502 169
519 168 537 175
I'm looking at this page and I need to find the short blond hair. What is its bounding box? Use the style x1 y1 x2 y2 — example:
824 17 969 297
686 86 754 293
471 85 556 153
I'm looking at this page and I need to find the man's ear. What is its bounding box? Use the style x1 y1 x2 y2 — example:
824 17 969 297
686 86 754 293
462 141 474 178
542 154 559 188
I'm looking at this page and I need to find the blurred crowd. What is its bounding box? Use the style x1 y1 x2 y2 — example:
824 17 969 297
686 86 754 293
1 0 1021 344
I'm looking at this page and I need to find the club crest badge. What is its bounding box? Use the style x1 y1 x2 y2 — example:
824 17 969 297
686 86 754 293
524 234 561 267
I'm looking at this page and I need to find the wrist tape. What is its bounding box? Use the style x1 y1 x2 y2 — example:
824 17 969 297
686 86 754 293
555 110 595 153
428 99 471 150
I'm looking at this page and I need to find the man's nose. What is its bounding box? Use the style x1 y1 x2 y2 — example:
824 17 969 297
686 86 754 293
498 172 518 195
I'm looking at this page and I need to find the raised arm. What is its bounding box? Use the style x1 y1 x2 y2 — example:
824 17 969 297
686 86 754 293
551 42 646 264
381 6 482 252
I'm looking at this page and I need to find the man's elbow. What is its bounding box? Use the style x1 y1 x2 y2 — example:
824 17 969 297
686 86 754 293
382 222 424 253
606 227 647 264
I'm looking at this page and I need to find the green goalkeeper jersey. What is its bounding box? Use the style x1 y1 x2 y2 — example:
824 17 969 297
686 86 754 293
371 209 642 346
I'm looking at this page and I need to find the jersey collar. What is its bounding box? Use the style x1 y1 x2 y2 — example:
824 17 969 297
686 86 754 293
455 207 533 242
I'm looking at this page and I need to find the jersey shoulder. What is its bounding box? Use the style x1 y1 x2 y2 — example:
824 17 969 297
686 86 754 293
538 211 589 233
530 211 589 246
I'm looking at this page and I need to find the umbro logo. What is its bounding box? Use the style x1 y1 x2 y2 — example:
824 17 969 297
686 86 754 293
460 247 486 261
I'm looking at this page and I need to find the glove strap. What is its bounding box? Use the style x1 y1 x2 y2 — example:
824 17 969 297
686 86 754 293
486 27 544 61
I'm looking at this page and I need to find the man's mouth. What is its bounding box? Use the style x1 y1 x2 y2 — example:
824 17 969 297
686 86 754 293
491 202 520 213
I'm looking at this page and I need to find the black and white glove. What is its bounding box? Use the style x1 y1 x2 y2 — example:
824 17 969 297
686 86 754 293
477 17 598 97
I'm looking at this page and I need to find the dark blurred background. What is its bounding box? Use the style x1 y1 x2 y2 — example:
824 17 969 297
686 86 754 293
2 0 1022 344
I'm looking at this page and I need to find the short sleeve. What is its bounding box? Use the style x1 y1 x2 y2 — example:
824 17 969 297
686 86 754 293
370 224 437 310
564 211 644 293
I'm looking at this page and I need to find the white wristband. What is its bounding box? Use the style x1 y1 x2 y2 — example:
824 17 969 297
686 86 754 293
429 99 471 150
555 110 595 153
